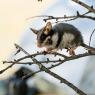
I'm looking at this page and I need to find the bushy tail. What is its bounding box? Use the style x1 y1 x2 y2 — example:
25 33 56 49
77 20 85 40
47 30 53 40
81 43 95 51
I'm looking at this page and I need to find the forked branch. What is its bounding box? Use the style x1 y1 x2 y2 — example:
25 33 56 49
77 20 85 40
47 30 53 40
2 44 95 95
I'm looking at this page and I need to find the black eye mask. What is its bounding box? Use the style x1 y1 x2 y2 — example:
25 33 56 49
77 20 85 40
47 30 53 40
39 29 54 43
40 33 47 41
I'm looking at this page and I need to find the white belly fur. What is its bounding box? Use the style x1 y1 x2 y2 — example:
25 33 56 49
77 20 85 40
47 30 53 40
59 33 75 49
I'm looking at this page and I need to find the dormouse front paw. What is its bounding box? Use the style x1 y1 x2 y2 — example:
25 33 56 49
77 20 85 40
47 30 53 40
68 48 76 56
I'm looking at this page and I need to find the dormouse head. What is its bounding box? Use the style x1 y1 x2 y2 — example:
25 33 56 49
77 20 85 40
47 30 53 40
30 22 54 48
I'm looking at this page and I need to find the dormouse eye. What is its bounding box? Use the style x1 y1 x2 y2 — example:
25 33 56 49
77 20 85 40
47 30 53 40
41 34 46 40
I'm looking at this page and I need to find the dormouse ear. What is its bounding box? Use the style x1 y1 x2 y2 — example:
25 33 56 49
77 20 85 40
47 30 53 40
44 22 52 34
30 28 38 34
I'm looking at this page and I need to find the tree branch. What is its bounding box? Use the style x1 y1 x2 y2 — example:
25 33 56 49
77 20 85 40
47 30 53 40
2 44 90 95
72 0 95 13
27 11 95 23
3 43 95 95
0 63 14 74
43 14 95 22
17 44 87 95
32 58 87 95
1 50 95 76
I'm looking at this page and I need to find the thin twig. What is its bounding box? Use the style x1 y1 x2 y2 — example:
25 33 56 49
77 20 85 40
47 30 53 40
0 63 14 74
4 60 60 65
89 29 95 46
72 0 95 13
